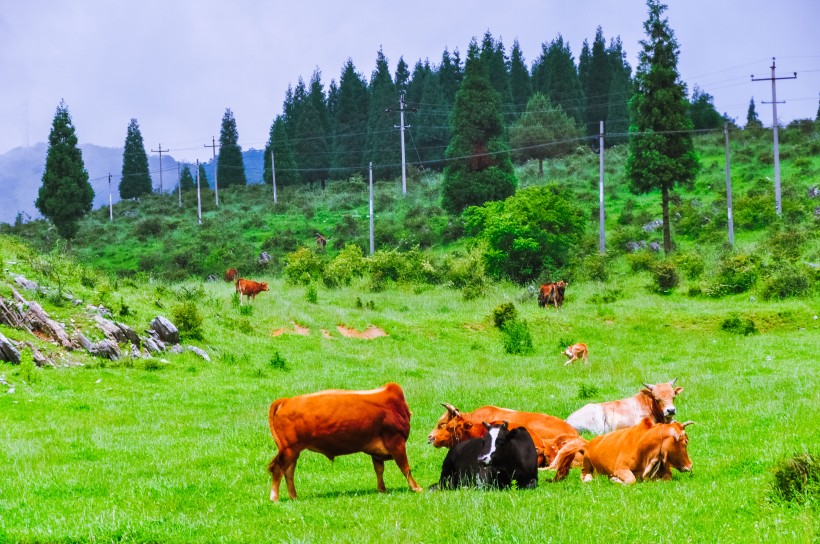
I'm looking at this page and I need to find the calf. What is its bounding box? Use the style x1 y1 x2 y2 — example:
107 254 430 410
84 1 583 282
267 382 422 501
224 268 238 282
235 278 269 305
562 343 588 365
538 281 567 308
549 418 694 484
432 422 538 490
566 380 683 435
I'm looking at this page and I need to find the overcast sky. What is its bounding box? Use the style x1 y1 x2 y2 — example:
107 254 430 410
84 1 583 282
1 1 818 165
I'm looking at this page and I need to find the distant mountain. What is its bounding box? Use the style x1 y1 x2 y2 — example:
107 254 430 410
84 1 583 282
0 144 266 225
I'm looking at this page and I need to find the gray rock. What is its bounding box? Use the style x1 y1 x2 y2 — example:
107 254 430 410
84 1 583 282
75 333 121 360
258 252 271 265
0 332 21 364
150 316 179 345
168 344 184 354
143 337 163 353
186 345 211 362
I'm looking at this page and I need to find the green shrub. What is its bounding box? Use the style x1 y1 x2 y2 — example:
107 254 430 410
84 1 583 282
323 244 367 288
674 251 706 280
760 262 814 300
720 314 757 335
491 302 518 330
269 351 288 371
444 248 488 299
709 252 760 296
305 284 318 304
651 260 680 293
583 253 609 282
171 300 204 340
578 384 600 400
770 451 820 506
501 320 534 355
18 350 39 383
627 251 657 272
284 247 324 286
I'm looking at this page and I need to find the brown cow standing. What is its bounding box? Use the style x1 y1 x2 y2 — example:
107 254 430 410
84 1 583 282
315 232 327 250
538 280 567 308
267 382 423 501
428 403 580 467
235 278 269 304
224 268 238 282
548 418 695 483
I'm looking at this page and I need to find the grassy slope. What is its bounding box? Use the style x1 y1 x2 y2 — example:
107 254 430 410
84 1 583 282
1 231 818 542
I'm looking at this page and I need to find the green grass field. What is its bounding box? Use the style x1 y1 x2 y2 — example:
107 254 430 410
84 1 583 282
2 267 818 543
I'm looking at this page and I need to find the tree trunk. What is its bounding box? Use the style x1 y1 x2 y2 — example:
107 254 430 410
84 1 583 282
661 183 672 254
538 159 544 177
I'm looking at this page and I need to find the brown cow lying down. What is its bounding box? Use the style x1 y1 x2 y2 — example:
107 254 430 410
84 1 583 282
235 278 269 304
565 380 683 435
548 417 694 483
267 382 423 501
428 403 580 467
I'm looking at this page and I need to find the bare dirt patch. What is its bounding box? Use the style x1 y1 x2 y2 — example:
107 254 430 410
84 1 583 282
271 322 311 337
336 324 388 340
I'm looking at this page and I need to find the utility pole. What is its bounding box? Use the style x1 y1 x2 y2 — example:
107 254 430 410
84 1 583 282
270 148 277 204
598 121 605 254
177 162 181 208
196 159 202 225
151 143 168 193
385 91 416 195
724 123 735 246
752 58 796 215
369 161 374 255
108 173 113 222
204 137 220 206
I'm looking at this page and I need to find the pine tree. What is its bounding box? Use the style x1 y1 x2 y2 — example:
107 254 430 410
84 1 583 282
414 67 448 169
578 40 591 95
531 35 585 126
509 40 532 118
119 118 153 199
441 40 516 215
480 32 512 116
584 27 613 138
509 93 581 177
198 163 210 189
330 60 369 179
365 48 399 179
217 108 247 188
179 164 195 191
295 69 331 187
626 0 699 254
746 97 763 129
606 37 633 145
265 115 298 187
438 47 463 106
327 79 339 121
395 56 411 94
36 100 94 240
689 86 724 129
405 60 429 111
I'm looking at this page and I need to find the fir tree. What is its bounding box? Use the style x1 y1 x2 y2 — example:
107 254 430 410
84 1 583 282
746 97 763 129
626 0 699 254
198 163 210 189
606 37 633 145
395 56 411 94
119 118 153 199
265 115 298 187
217 108 247 188
179 164 195 191
480 32 513 117
327 79 339 121
438 47 463 106
441 40 516 215
330 60 369 179
414 67 448 169
689 86 724 130
584 27 613 138
509 40 532 118
295 69 331 187
509 93 580 177
531 35 584 125
578 40 591 95
365 48 399 179
405 59 429 111
36 100 94 240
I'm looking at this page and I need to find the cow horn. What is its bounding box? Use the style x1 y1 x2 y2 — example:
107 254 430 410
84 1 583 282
670 378 678 386
681 421 695 428
642 382 654 391
440 403 459 417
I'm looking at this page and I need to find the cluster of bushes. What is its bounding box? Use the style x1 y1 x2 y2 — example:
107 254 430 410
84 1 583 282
491 302 533 355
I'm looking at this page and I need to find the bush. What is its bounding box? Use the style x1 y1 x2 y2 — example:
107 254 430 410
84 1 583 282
627 251 657 272
269 351 288 371
367 249 423 291
323 244 367 288
443 248 488 299
674 251 706 280
577 384 600 400
491 302 518 330
171 300 204 340
651 260 680 293
708 252 760 296
284 247 324 286
582 253 609 282
770 451 820 505
305 284 318 304
720 314 757 335
760 262 814 300
501 320 534 355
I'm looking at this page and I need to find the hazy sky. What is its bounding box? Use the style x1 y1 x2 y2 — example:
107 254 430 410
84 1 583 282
1 1 818 165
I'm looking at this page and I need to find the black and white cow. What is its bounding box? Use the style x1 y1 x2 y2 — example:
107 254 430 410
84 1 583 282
430 421 538 490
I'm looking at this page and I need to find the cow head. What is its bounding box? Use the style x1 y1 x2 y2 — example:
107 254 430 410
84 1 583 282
428 403 481 448
478 421 510 465
640 379 684 422
661 421 695 473
261 282 269 292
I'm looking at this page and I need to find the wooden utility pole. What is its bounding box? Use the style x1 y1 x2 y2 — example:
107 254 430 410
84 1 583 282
724 123 735 246
151 143 168 193
204 137 220 206
752 58 796 215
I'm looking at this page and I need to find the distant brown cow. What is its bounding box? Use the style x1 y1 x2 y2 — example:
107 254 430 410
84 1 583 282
224 268 238 282
267 382 423 501
538 280 567 308
235 278 269 304
315 232 327 250
562 343 588 366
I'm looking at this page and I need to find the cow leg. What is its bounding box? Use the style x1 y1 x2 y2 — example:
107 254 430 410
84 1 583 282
269 449 300 501
564 356 576 366
611 468 637 485
386 441 423 493
372 457 387 493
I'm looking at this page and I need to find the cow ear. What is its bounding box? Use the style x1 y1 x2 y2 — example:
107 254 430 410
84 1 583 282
674 387 684 395
502 421 509 430
463 421 472 430
482 421 491 430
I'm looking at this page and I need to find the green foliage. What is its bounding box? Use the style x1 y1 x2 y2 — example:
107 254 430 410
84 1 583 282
760 262 814 300
651 260 680 293
582 253 609 283
366 248 424 291
627 250 657 272
500 319 534 355
673 251 706 280
217 108 247 188
578 383 600 400
365 49 400 180
689 86 725 130
18 350 39 383
36 100 94 240
509 93 580 174
491 302 518 330
443 248 488 299
323 244 367 288
711 252 760 295
284 247 324 285
769 451 820 506
531 35 585 125
119 118 153 199
179 164 195 191
464 184 586 283
305 283 318 304
330 60 369 178
171 300 204 340
720 314 758 335
269 351 288 371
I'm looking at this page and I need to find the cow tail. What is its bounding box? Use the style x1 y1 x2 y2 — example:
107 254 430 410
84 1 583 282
548 437 587 482
268 399 286 449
